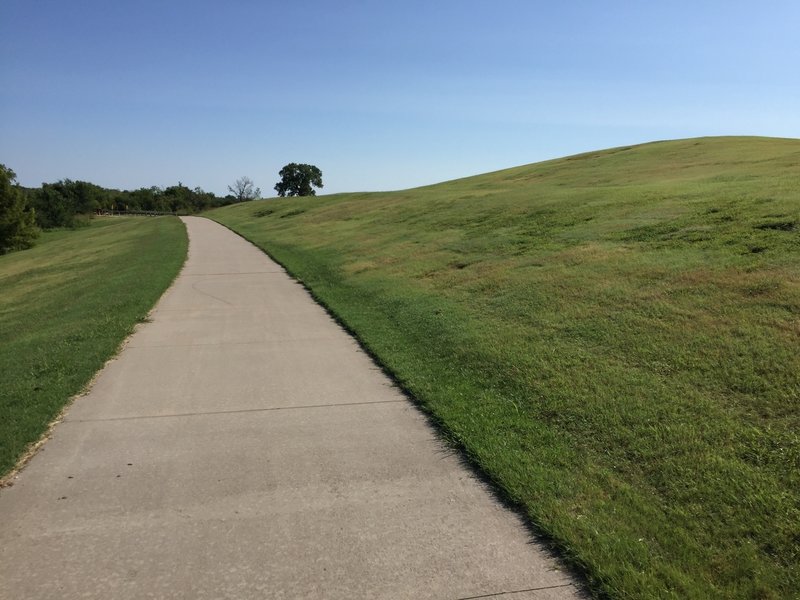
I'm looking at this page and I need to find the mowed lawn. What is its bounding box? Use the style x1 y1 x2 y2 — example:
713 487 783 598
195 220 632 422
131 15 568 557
0 217 187 478
208 137 800 599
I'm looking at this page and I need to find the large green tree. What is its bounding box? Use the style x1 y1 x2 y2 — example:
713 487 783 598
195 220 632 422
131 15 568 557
33 179 104 228
274 163 323 197
0 164 38 254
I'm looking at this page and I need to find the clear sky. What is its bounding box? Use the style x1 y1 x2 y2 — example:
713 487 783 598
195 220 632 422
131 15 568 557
1 1 798 196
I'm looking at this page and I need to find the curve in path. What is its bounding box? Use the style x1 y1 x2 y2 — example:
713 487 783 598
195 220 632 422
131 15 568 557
0 216 582 599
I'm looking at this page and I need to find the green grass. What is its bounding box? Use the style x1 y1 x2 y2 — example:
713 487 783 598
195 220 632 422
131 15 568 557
0 217 187 478
207 137 800 599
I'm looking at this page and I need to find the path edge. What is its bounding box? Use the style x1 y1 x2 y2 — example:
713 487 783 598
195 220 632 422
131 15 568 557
0 218 191 489
203 215 593 598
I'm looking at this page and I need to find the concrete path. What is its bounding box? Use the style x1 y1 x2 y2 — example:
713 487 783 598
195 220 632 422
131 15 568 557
0 217 581 599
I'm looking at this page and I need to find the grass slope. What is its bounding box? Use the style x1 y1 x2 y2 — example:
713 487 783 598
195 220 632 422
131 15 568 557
208 137 799 599
0 217 187 478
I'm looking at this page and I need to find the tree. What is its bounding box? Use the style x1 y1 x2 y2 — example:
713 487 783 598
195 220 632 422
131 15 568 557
32 179 104 228
228 176 261 202
0 164 39 254
274 163 323 197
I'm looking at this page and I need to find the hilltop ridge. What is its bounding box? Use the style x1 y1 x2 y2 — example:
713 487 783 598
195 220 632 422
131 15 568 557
207 135 799 599
420 135 800 189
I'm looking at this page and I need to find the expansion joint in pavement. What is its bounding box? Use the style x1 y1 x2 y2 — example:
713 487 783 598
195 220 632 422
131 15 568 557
181 271 283 276
127 336 340 348
64 399 407 423
456 583 576 599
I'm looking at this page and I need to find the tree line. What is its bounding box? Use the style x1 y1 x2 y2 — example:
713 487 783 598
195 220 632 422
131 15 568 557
1 162 324 254
0 164 240 254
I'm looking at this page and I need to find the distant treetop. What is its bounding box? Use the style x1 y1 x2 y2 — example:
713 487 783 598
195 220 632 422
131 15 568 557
274 163 323 197
228 176 261 202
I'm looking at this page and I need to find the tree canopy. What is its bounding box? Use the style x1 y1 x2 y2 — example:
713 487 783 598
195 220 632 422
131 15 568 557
0 164 38 254
0 165 247 255
228 176 261 202
33 179 105 228
274 163 323 197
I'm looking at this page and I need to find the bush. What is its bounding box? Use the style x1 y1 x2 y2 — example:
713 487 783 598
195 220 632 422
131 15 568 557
0 164 39 254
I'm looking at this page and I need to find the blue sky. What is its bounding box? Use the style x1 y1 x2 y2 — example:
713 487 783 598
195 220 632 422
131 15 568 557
1 1 798 195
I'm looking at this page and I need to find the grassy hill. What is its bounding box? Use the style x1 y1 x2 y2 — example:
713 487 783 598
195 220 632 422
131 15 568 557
207 136 799 599
0 218 187 480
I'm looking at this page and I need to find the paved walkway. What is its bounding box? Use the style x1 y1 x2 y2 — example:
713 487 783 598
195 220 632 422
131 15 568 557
0 217 581 599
